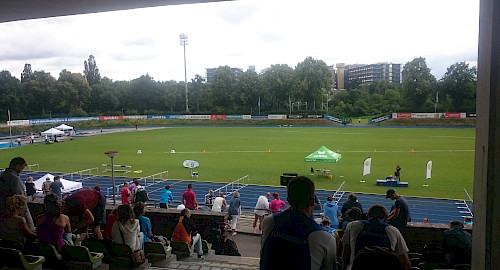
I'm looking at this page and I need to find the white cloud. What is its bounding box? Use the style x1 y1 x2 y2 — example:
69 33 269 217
0 0 479 82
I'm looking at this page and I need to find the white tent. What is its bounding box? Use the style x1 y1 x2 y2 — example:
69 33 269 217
55 124 73 131
34 173 83 193
41 128 65 136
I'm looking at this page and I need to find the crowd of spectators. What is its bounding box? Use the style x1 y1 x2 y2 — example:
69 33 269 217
0 156 473 269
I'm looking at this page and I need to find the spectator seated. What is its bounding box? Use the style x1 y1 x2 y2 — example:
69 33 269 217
144 242 174 267
60 245 104 269
351 246 405 270
0 246 45 270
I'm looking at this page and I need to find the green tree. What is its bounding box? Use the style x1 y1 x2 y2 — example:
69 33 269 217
0 71 21 119
58 70 92 114
84 55 101 85
261 64 296 112
22 71 57 116
211 66 238 112
439 61 477 112
401 57 436 111
295 57 332 110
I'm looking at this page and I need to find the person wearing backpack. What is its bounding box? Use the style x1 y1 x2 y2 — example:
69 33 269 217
341 204 410 270
260 176 336 270
132 181 149 204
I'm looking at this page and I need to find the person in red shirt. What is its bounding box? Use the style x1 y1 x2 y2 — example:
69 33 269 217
121 182 130 204
64 189 106 240
182 184 198 210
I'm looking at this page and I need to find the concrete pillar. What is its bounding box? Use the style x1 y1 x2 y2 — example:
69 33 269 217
473 0 500 268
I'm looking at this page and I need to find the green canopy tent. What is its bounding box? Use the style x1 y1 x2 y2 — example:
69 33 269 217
304 146 342 180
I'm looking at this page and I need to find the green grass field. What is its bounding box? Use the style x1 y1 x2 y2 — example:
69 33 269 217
0 126 475 199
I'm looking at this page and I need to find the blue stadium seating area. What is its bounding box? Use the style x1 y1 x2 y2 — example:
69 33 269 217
22 171 468 224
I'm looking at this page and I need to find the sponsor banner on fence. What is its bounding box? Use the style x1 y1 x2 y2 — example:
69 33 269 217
124 115 147 119
307 115 324 119
287 115 304 119
30 117 99 125
210 115 227 120
324 114 344 124
396 113 412 118
226 115 243 119
443 113 465 119
268 115 286 120
169 115 186 119
147 115 168 119
466 112 476 118
99 116 124 120
186 115 210 119
411 113 438 119
7 120 29 126
243 115 252 120
251 115 268 119
369 114 392 124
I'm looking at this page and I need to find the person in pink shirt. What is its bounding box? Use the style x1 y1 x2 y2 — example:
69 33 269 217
269 192 286 214
121 182 130 204
182 184 198 210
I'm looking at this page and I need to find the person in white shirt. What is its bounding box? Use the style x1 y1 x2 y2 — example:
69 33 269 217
253 192 270 233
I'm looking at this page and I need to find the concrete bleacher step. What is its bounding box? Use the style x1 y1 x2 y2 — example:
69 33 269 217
166 255 260 270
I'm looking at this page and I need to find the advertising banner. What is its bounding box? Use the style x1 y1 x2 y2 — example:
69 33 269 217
426 160 433 179
124 115 147 119
99 116 124 120
268 115 286 119
168 115 186 119
251 115 268 119
210 115 227 120
7 120 29 126
370 114 392 124
147 115 169 119
186 115 210 119
226 115 243 119
363 157 372 176
287 115 304 119
444 113 462 118
243 115 252 120
324 114 344 124
411 113 438 119
307 115 323 119
397 113 412 118
466 112 476 118
30 117 99 125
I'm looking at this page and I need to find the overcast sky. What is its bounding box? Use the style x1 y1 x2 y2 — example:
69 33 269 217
0 0 479 83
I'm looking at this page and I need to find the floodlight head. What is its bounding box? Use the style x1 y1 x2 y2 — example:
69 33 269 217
104 150 119 158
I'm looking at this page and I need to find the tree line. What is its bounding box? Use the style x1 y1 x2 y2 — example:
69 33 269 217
0 55 476 121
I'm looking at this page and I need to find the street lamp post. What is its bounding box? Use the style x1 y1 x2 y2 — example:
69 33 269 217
104 151 119 205
179 33 189 113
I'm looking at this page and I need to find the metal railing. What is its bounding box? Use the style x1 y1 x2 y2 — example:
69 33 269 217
140 170 169 187
456 188 474 218
64 167 99 181
204 175 250 204
27 163 39 172
102 164 131 174
332 181 346 204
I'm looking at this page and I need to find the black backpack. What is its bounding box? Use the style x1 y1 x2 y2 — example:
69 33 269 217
134 187 148 203
354 219 391 254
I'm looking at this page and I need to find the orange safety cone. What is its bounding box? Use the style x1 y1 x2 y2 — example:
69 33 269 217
337 149 340 152
411 148 414 152
203 150 206 153
268 149 271 152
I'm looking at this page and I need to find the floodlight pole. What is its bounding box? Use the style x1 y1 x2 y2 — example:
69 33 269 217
105 151 119 205
180 33 189 113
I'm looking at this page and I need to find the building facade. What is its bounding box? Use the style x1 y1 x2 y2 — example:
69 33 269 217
345 63 401 86
205 67 244 83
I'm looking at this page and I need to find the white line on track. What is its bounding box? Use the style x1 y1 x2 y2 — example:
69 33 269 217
163 149 474 154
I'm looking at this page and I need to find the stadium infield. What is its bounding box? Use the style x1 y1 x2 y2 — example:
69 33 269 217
0 126 474 199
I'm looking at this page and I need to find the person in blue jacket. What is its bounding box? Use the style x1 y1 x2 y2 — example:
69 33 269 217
159 185 173 209
323 195 339 229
